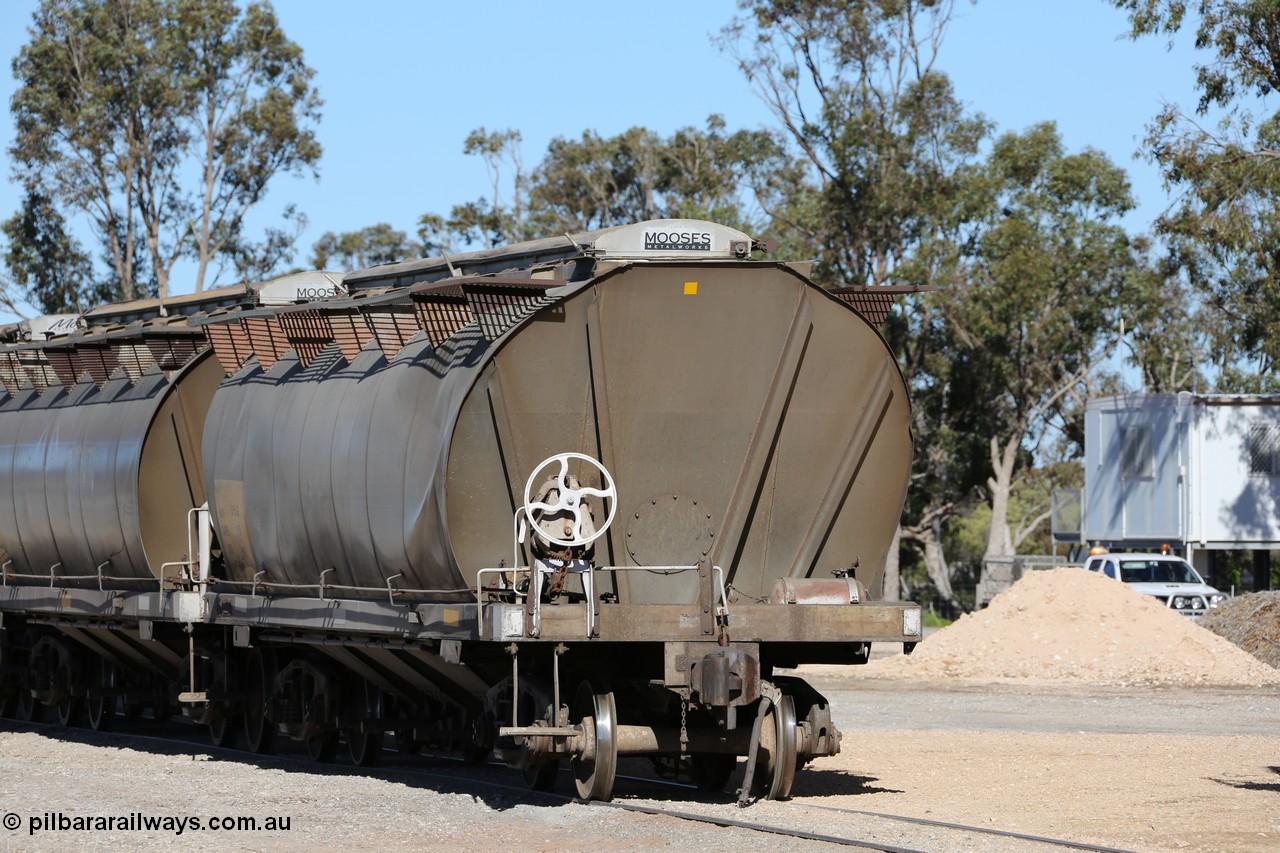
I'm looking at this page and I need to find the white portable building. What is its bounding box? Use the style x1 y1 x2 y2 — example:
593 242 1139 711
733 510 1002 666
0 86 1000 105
1083 393 1280 583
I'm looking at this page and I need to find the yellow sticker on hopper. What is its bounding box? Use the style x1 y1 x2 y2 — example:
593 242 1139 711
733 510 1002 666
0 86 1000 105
684 281 698 295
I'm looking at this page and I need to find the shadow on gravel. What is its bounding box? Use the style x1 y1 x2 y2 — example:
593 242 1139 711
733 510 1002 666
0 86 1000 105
788 769 902 797
8 718 833 812
0 717 584 812
1210 765 1280 793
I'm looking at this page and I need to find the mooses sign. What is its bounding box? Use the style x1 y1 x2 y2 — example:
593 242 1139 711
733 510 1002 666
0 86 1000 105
592 219 753 259
258 271 347 306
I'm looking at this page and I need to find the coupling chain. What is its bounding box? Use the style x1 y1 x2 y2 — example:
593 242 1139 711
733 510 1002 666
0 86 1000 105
679 697 688 754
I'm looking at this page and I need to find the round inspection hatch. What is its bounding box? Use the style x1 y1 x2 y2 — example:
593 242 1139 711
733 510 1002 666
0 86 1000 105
625 493 715 566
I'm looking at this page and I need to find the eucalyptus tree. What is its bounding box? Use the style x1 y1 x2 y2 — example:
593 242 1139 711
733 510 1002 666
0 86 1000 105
946 124 1137 578
401 117 800 258
1120 241 1213 393
311 223 415 272
9 0 322 299
1111 0 1280 384
0 187 108 314
720 0 990 288
721 0 993 603
527 116 798 237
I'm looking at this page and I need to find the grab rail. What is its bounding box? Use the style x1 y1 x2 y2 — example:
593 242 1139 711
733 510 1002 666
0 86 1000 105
475 563 729 640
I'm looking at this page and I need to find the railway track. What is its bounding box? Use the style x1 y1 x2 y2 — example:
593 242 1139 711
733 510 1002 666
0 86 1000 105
1 713 1135 853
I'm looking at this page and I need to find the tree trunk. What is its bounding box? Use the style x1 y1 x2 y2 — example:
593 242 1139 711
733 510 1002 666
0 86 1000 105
978 432 1020 605
921 514 955 604
984 433 1019 560
881 525 902 601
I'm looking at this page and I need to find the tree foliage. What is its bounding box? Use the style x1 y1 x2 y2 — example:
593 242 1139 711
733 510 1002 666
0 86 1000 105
9 0 321 300
1111 0 1280 382
1120 239 1213 392
721 0 990 288
333 117 800 267
311 223 414 272
946 124 1136 567
1 188 110 314
527 115 799 238
722 0 995 602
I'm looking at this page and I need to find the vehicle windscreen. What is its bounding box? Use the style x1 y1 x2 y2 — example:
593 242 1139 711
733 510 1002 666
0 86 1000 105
1118 559 1200 584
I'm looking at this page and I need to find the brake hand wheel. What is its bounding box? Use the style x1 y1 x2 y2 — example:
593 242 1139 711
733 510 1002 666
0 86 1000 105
522 452 617 548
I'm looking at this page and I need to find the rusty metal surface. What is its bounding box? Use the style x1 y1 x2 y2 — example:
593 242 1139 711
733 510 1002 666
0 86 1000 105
830 285 931 326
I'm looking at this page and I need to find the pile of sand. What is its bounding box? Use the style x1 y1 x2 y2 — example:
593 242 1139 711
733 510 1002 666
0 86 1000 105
866 568 1280 687
1198 590 1280 669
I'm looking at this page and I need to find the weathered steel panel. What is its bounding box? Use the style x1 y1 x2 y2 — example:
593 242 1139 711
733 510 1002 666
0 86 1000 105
0 349 220 583
203 260 911 605
447 263 911 603
204 329 493 593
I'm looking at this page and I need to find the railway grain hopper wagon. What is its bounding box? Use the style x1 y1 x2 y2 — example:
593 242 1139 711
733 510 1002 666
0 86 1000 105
0 219 920 802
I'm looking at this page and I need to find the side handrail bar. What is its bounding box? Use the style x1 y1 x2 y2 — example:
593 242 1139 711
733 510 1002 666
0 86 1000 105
474 564 729 640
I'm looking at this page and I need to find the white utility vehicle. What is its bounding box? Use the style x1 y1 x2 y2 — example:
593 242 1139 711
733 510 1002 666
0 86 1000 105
1082 551 1227 618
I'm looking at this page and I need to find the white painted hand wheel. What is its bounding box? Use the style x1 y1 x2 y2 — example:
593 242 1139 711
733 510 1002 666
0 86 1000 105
522 452 617 548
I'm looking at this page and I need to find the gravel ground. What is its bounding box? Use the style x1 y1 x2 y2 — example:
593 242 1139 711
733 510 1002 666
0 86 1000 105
4 573 1277 852
2 675 1277 853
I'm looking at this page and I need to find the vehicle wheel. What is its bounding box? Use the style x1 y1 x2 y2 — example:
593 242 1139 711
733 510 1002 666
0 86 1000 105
462 712 493 764
86 658 118 732
15 680 40 723
346 681 384 767
0 636 16 718
752 690 798 801
571 682 618 802
209 713 238 748
55 696 84 728
242 649 277 755
393 728 424 756
307 731 339 762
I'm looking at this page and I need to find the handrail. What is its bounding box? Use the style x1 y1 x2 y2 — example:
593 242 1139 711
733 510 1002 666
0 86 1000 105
474 563 729 640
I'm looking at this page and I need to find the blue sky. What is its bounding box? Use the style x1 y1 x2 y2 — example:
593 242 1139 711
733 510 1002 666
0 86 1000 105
0 0 1204 321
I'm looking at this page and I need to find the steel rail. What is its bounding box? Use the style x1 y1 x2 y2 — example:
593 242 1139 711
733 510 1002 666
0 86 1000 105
801 803 1137 853
4 715 1133 853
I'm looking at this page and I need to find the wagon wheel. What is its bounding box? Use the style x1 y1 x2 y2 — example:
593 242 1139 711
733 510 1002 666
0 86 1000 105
752 691 798 801
242 648 277 755
86 658 118 732
571 681 618 802
207 658 240 748
307 730 339 762
55 695 84 728
15 673 40 723
520 758 560 792
207 713 237 748
346 682 384 767
691 753 737 793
